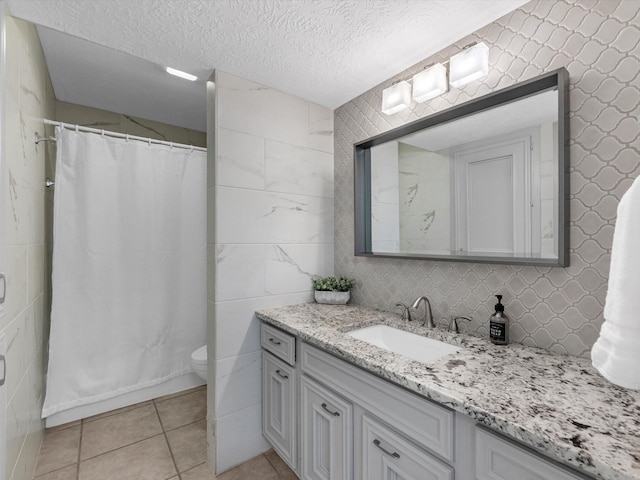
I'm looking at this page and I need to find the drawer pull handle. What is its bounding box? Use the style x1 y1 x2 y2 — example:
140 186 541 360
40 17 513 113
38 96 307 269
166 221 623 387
275 369 289 379
321 403 340 417
268 338 282 346
373 439 400 459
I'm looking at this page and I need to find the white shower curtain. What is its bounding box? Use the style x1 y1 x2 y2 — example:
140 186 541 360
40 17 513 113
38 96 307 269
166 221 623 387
42 127 206 418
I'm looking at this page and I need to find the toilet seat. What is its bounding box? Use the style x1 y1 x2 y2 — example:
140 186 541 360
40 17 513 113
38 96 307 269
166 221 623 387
191 345 207 365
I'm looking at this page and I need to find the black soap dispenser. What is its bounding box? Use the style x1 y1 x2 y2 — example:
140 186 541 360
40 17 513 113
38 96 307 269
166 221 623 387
489 295 509 345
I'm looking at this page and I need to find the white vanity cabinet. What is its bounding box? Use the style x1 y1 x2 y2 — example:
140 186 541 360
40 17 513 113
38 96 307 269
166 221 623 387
301 376 353 480
476 427 588 480
259 321 596 480
361 414 454 480
301 342 457 480
261 324 297 470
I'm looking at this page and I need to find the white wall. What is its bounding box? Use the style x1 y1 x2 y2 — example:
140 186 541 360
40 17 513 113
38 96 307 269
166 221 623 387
207 71 334 473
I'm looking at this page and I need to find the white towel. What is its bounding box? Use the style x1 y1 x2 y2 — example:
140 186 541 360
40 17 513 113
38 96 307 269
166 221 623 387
591 175 640 390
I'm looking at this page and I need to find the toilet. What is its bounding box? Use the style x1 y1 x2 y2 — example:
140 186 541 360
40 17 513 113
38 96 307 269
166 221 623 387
191 345 208 383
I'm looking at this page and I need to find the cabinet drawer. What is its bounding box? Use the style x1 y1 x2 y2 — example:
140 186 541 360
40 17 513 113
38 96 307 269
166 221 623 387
262 352 297 470
362 414 453 480
301 342 454 461
261 323 296 365
476 427 587 480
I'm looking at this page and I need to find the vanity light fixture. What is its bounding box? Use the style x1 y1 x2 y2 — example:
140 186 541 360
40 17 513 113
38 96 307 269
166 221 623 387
412 63 448 103
449 42 489 88
166 67 198 82
381 80 412 115
380 42 490 114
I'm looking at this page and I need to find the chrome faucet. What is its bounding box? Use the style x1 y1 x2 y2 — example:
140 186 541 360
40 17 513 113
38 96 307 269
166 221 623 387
449 315 471 334
395 302 412 321
411 296 434 328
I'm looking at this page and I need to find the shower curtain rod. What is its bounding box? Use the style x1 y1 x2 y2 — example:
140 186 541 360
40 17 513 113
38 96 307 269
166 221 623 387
42 119 207 152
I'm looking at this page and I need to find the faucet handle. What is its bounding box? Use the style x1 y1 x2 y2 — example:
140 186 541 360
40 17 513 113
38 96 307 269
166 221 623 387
395 302 412 321
450 315 472 333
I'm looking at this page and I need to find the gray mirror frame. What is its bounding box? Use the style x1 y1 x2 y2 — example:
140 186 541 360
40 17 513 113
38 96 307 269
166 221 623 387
354 68 569 267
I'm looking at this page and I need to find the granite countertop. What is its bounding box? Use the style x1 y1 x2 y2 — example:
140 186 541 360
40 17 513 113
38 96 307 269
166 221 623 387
255 303 640 480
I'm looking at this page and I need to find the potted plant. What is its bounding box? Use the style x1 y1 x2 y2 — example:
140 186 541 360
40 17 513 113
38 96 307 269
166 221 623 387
312 276 356 305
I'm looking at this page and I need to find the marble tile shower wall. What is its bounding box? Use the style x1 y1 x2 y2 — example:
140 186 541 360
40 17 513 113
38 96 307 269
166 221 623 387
210 71 334 472
1 13 56 480
55 101 206 148
334 0 640 358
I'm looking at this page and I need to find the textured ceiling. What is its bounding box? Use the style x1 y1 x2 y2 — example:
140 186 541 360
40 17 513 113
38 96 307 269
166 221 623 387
7 0 528 130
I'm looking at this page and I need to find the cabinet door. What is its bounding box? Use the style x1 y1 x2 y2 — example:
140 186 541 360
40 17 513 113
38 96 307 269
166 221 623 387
262 352 297 470
301 376 353 480
361 414 453 480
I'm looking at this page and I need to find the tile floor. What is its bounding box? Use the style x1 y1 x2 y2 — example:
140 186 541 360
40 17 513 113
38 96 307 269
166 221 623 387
33 386 297 480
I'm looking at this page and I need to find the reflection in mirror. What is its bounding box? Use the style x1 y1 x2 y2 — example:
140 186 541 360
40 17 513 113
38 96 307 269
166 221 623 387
355 69 568 266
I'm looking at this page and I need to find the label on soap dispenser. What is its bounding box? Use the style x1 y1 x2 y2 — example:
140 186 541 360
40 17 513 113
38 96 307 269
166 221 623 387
490 320 506 343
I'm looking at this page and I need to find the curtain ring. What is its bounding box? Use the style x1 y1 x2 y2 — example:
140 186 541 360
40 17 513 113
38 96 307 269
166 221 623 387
75 124 79 132
101 129 105 137
126 134 130 142
169 141 173 149
148 138 151 146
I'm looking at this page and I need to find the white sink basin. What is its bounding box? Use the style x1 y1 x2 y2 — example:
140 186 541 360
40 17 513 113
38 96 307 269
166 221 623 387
347 325 460 364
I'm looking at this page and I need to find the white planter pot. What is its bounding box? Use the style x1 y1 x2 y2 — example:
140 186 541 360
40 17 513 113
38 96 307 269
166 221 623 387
314 290 350 305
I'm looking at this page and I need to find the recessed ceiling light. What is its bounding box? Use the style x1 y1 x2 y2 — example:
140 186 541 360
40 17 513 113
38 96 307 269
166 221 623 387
165 67 198 82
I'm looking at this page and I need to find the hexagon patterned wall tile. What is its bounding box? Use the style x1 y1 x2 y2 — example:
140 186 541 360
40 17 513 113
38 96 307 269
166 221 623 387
335 0 640 358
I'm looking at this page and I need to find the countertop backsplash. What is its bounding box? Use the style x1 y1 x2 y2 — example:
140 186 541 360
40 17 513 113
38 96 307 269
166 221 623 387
334 0 640 358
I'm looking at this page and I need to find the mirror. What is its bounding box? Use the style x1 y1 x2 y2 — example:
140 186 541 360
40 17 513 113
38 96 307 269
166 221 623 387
355 68 568 266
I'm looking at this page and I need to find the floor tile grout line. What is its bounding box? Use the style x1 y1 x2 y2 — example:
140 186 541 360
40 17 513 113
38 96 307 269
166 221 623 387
76 421 83 480
74 432 168 463
31 462 77 480
153 399 182 479
261 453 281 477
178 461 207 477
162 416 207 434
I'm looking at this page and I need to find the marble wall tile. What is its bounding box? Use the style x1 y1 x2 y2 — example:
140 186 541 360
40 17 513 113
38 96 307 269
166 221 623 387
4 13 20 104
5 348 45 480
265 139 333 198
16 18 46 118
215 404 271 473
26 244 44 304
265 244 334 295
217 128 265 190
214 351 262 417
214 292 311 361
216 72 309 147
207 244 216 302
371 203 400 251
9 425 43 480
215 187 266 244
308 103 334 154
56 101 207 147
215 244 265 302
264 192 334 244
55 101 121 131
211 70 334 473
3 311 26 402
2 14 56 480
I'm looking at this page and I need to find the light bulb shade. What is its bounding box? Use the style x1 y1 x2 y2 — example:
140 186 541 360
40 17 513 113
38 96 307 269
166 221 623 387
412 64 448 103
381 81 411 115
449 42 489 88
